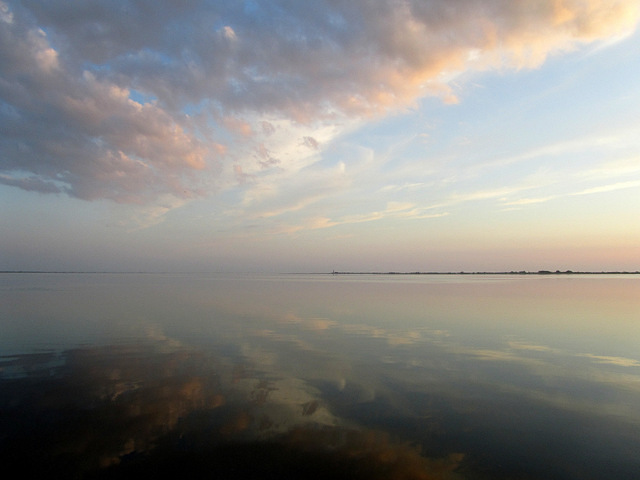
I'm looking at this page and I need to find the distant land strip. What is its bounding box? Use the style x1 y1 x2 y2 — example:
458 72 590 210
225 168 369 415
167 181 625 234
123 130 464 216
330 270 640 275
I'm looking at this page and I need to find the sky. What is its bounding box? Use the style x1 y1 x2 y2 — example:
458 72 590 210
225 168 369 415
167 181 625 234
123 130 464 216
1 0 640 273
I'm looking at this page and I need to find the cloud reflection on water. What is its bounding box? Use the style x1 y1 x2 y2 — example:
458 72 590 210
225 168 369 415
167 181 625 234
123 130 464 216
1 273 640 479
0 340 465 479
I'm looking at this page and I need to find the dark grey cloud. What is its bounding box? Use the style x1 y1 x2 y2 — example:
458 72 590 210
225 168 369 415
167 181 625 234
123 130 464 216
1 0 637 203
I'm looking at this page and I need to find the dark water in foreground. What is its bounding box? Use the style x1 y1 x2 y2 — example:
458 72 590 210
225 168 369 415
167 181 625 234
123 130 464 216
1 273 639 479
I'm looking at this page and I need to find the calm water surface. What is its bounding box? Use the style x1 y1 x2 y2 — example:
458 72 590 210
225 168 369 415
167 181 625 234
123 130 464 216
1 273 639 479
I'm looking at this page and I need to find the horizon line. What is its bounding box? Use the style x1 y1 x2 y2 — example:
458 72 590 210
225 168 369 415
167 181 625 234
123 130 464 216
2 269 639 275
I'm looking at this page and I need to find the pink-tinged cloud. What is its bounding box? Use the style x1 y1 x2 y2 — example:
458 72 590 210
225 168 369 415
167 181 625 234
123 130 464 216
0 0 638 204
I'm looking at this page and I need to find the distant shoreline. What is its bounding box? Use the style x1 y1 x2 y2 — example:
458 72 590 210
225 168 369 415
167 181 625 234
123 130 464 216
1 270 639 276
329 270 640 275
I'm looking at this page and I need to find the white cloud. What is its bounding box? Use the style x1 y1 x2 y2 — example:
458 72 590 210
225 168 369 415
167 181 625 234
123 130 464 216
1 0 638 213
571 180 640 196
578 353 640 367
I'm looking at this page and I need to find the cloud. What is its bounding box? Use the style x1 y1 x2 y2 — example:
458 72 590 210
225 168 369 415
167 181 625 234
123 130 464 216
1 0 638 206
580 155 640 179
501 178 640 207
0 173 64 194
301 136 320 150
578 353 640 367
571 179 640 196
508 341 554 352
501 196 558 206
498 148 640 208
0 13 218 203
300 202 448 232
108 194 191 230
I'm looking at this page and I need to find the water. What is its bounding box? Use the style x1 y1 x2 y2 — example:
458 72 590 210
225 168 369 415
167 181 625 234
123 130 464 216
1 273 639 479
